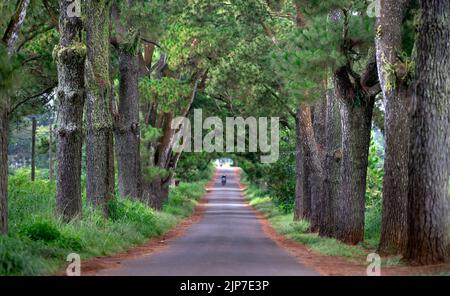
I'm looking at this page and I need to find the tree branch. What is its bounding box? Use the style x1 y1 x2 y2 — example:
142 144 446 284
9 85 56 115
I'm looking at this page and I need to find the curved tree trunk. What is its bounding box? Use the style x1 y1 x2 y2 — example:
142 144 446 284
55 0 85 221
2 0 30 55
296 105 325 231
404 0 450 265
141 66 205 209
376 0 410 255
1 0 31 233
0 101 8 234
85 0 114 215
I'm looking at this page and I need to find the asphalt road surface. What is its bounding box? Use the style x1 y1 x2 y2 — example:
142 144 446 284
97 167 318 276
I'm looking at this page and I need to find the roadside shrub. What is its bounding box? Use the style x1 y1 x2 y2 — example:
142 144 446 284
0 236 50 276
55 233 84 251
3 167 210 276
108 198 155 226
23 220 61 242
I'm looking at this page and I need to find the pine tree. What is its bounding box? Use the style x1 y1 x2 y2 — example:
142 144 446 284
55 0 85 221
376 0 411 255
404 0 450 265
85 0 115 215
0 0 31 234
112 1 142 200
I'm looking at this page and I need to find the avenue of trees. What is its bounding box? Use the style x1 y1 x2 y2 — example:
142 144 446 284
0 0 448 267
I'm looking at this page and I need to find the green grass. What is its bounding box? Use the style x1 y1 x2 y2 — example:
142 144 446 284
244 183 379 262
0 169 209 276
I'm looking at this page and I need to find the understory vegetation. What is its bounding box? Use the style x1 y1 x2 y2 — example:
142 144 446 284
242 132 398 265
244 184 402 267
0 169 210 276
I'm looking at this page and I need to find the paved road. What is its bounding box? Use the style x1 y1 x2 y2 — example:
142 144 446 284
97 167 318 276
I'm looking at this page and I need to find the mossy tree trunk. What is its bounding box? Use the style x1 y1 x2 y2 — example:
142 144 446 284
0 0 31 234
85 0 115 215
112 1 142 200
404 0 450 265
375 0 410 255
55 0 86 221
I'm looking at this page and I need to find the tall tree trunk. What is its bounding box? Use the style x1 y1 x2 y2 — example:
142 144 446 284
292 0 314 223
311 99 327 232
319 85 342 238
294 108 310 221
48 123 54 180
1 0 31 233
55 0 85 221
297 105 325 231
85 0 114 215
376 0 410 255
0 100 9 234
115 48 141 199
334 66 375 244
404 0 450 265
31 116 36 181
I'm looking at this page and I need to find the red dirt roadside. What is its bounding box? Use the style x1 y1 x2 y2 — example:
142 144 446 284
55 174 217 276
238 169 450 275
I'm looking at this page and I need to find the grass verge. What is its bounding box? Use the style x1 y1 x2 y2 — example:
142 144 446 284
244 183 390 265
0 169 209 276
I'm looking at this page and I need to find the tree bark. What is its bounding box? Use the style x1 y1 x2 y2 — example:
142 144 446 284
404 0 450 265
1 0 31 233
112 0 142 200
144 179 170 210
0 100 9 234
48 123 54 180
55 0 85 221
376 0 410 255
115 48 142 199
294 108 310 221
296 104 325 231
334 66 375 244
31 117 36 181
2 0 31 55
85 0 114 215
141 65 205 209
311 99 327 232
319 85 342 238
